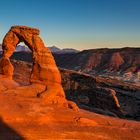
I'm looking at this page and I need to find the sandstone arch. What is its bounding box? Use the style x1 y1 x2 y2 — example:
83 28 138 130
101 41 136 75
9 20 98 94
0 26 78 111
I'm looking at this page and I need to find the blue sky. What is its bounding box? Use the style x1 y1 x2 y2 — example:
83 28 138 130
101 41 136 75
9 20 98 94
0 0 140 50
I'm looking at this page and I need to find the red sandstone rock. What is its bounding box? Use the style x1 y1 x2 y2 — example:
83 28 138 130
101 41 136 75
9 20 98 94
0 58 14 79
0 26 78 111
105 52 124 71
53 48 140 73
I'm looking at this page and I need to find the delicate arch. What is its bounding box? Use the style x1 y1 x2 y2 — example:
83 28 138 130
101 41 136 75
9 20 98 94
0 26 61 85
0 26 78 111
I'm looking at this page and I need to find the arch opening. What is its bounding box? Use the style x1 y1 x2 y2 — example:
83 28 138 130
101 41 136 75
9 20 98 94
12 42 32 85
16 42 31 52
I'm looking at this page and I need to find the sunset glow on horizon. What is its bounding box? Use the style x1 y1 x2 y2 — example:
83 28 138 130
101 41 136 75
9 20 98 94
0 0 140 50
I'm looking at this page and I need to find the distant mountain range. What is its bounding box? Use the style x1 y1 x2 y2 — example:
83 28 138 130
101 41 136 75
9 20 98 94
0 44 31 53
48 46 79 54
0 44 79 54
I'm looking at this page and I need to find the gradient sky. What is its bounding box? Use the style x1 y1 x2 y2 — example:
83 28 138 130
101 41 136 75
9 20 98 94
0 0 140 50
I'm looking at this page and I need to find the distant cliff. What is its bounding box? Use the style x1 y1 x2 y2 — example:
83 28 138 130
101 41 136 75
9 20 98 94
53 47 140 83
53 47 140 73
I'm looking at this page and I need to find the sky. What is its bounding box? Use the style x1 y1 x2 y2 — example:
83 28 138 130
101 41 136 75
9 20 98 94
0 0 140 50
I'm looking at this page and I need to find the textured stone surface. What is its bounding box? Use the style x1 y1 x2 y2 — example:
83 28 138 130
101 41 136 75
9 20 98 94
0 26 78 110
53 47 140 73
0 26 60 84
60 69 123 117
0 85 140 140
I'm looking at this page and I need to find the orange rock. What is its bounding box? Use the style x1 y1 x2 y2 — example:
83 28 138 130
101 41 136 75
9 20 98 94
0 25 78 110
74 117 98 126
0 58 14 79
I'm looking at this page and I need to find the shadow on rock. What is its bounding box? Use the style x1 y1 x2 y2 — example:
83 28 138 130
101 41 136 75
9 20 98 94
0 117 24 140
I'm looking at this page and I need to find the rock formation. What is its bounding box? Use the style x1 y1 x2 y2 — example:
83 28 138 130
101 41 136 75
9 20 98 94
0 26 78 111
60 69 123 117
104 52 124 71
53 48 140 73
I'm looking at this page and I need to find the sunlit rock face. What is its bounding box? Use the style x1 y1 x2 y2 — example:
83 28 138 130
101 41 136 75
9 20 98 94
0 26 59 84
0 26 78 111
